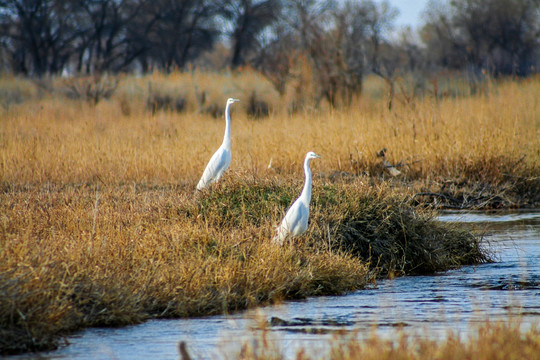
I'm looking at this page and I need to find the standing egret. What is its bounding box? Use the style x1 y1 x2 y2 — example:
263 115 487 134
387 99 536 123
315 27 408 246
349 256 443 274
196 98 240 191
273 151 321 245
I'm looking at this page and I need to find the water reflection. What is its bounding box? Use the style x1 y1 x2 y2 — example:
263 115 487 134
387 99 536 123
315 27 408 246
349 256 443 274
13 211 540 360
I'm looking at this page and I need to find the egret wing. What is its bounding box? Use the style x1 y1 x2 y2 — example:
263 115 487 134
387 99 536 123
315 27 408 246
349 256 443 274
197 147 231 190
285 201 308 235
280 200 308 235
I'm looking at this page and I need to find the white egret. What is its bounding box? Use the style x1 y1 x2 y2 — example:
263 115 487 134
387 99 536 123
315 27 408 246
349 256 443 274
273 151 321 245
196 98 239 191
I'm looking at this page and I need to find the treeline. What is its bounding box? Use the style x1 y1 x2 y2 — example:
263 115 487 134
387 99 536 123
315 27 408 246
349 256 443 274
1 0 539 101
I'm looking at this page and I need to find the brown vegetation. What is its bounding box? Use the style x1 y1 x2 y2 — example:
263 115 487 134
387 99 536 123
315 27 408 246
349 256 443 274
1 71 538 207
228 319 540 360
0 72 537 354
0 178 487 354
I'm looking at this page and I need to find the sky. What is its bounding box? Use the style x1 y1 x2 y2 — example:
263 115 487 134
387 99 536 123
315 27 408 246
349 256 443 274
386 0 430 29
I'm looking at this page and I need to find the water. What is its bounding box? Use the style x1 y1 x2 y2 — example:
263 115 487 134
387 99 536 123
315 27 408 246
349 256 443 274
12 211 540 360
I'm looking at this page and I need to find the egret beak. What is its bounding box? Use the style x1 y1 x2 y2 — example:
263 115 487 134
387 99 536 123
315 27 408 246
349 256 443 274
314 154 321 158
232 98 240 102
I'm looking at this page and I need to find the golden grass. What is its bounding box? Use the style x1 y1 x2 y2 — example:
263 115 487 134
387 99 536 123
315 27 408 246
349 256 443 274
1 72 538 201
232 320 540 360
0 180 374 353
0 177 486 354
332 323 540 360
0 71 536 354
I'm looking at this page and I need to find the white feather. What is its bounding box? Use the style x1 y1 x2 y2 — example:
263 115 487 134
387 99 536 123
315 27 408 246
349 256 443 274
196 146 231 190
273 151 321 245
196 98 239 191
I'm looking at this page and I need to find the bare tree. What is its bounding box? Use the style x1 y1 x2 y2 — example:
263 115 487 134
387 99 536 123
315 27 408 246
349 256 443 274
0 0 81 75
142 0 220 72
73 0 148 74
359 1 400 109
0 0 222 75
251 22 297 96
221 0 282 68
421 0 540 76
281 0 398 108
285 0 346 107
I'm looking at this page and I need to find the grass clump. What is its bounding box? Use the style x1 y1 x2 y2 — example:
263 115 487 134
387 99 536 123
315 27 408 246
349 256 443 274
310 184 488 276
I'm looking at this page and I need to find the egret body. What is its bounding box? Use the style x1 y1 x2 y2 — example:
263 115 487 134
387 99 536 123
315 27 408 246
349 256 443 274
196 98 239 191
273 151 321 245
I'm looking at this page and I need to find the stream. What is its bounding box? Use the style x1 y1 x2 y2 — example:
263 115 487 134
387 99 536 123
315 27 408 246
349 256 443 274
12 211 540 359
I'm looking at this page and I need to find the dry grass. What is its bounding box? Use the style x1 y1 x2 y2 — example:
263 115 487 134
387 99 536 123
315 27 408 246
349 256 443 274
230 319 540 360
1 72 538 206
0 180 372 353
0 178 486 354
0 71 536 354
332 323 540 360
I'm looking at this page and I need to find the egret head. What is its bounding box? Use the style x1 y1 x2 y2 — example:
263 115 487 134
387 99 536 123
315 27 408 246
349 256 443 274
306 151 321 160
227 98 240 105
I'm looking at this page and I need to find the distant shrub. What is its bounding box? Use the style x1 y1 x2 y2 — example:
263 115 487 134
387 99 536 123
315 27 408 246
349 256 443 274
146 82 187 115
195 89 222 118
146 93 187 114
246 90 269 118
62 75 118 105
0 86 24 110
118 96 132 116
0 78 37 110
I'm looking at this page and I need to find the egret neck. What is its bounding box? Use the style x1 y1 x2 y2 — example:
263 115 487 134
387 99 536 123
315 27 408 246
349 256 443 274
223 102 233 149
300 156 314 204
